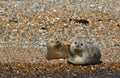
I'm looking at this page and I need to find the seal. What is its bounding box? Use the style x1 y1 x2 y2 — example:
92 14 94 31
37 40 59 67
68 39 101 65
46 37 69 60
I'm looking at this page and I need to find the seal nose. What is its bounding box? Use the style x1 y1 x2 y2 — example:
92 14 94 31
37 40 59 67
76 45 80 48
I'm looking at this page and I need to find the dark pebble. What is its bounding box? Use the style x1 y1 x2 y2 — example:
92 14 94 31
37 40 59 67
116 24 120 27
70 18 89 24
114 44 120 46
98 19 103 21
9 18 18 23
41 27 47 30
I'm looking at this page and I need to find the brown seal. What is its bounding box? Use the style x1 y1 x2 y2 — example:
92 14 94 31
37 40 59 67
46 37 69 60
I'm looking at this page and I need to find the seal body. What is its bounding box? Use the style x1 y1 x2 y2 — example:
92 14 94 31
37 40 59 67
68 39 101 65
46 37 69 60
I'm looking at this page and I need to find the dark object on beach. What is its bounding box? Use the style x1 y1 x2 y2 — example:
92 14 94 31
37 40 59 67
116 24 120 27
41 26 47 30
70 18 89 24
98 19 103 21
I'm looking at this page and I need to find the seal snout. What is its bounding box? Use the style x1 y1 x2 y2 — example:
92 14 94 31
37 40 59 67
55 40 61 48
56 41 61 45
76 45 80 48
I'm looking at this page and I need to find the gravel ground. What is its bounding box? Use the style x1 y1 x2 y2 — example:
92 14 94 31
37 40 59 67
0 0 120 77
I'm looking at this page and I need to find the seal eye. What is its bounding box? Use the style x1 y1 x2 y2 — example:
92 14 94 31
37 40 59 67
81 43 83 45
74 42 77 44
